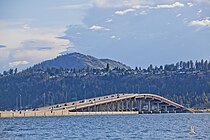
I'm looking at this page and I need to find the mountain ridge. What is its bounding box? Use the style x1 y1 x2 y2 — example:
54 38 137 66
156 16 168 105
33 52 130 70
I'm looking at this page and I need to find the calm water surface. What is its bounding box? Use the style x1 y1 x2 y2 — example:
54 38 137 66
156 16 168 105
0 113 210 140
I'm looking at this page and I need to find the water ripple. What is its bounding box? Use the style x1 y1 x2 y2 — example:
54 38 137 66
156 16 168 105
0 113 210 140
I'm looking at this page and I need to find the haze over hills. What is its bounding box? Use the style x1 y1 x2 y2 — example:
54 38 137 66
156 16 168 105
33 52 130 70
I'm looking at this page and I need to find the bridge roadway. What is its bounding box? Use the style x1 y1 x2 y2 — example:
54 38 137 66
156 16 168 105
0 93 194 118
37 94 135 111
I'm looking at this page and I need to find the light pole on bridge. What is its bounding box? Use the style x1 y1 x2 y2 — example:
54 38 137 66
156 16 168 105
43 93 46 106
19 94 22 109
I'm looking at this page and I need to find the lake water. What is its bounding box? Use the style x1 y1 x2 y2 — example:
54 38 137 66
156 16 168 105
0 113 210 140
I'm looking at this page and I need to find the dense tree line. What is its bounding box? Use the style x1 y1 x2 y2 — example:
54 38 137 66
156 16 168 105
0 60 210 110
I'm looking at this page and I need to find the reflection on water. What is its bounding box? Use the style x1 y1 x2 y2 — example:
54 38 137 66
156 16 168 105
0 113 210 140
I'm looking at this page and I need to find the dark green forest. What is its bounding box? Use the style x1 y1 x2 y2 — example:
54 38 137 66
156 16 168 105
0 60 210 110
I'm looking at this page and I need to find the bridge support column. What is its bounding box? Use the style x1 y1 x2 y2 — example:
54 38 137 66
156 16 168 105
112 102 115 111
126 99 129 111
116 101 119 111
157 103 160 111
96 105 99 112
148 100 151 112
121 100 124 112
105 103 109 111
138 99 142 112
102 104 105 111
94 104 97 112
164 105 168 112
130 98 133 111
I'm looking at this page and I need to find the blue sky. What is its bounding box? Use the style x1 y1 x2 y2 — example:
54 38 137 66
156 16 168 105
0 0 210 72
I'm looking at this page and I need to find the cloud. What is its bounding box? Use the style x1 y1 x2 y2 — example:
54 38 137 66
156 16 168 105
0 45 7 48
92 0 146 8
105 18 113 23
193 0 210 5
132 5 142 9
176 13 182 17
138 11 147 15
0 20 70 72
156 2 184 9
89 25 110 31
9 61 29 67
22 24 31 29
110 35 116 39
21 40 54 50
115 8 136 15
187 2 193 7
189 19 210 27
50 3 92 10
197 9 202 15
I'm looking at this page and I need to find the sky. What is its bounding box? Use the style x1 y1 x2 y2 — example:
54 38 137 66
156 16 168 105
0 0 210 72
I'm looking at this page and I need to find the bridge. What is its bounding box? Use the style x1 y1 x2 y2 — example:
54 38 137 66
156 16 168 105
0 93 193 118
38 93 193 113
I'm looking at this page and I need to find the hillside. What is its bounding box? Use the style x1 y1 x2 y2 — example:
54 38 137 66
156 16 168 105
33 52 130 70
0 58 210 110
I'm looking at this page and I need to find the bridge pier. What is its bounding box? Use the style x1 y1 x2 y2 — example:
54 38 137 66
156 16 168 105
121 100 124 112
116 101 119 111
148 100 151 112
126 99 129 111
164 105 168 112
102 104 105 111
157 103 160 111
105 103 108 111
152 101 162 112
112 102 115 111
130 98 133 111
97 105 99 112
138 99 142 112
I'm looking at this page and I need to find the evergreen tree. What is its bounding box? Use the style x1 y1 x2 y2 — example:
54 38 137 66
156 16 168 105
106 63 110 72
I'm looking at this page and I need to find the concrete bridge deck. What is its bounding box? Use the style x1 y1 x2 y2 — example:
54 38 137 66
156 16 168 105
0 93 194 118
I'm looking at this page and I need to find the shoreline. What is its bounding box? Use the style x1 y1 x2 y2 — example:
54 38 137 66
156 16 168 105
0 110 138 118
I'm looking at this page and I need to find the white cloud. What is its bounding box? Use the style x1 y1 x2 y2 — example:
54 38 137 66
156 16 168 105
132 5 141 9
105 18 113 23
176 13 182 17
197 9 202 15
189 19 210 27
22 24 31 29
139 11 147 15
156 2 184 9
89 25 110 31
110 35 116 39
0 20 70 72
9 61 29 67
187 2 193 7
50 3 92 10
92 0 147 8
115 8 136 15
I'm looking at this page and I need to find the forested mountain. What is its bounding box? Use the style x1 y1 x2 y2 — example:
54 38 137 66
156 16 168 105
0 57 210 110
33 52 130 70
